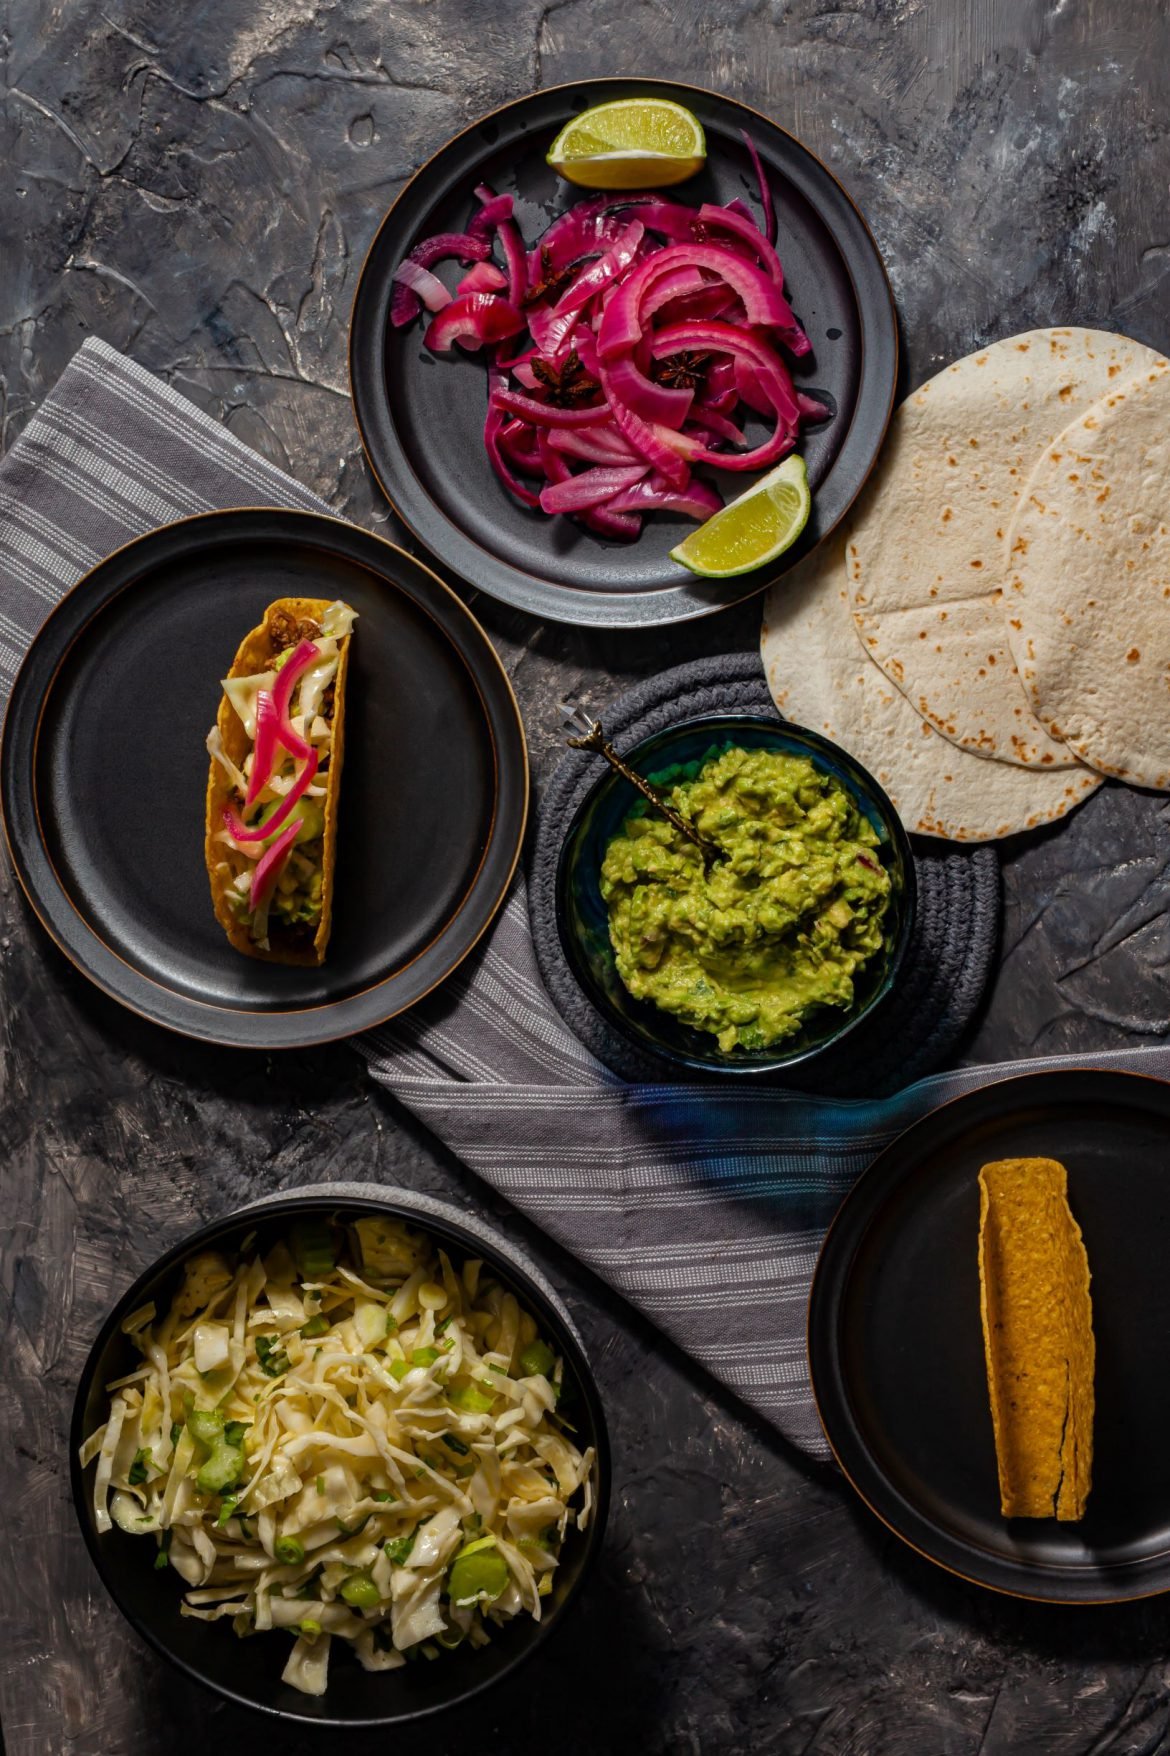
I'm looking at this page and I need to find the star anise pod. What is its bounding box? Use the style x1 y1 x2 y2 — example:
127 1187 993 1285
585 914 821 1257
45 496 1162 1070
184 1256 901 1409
530 350 601 407
650 349 714 393
522 246 581 308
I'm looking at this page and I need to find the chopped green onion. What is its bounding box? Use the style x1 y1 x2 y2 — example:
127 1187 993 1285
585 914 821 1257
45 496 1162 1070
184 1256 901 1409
442 1433 470 1456
290 1219 338 1281
448 1382 495 1415
216 1495 239 1528
385 1532 416 1565
411 1347 439 1368
336 1513 371 1537
154 1534 171 1570
298 1618 322 1641
340 1571 380 1609
300 1315 329 1338
196 1437 245 1495
223 1421 249 1448
169 1422 183 1447
275 1535 305 1566
389 1359 409 1382
316 1475 326 1495
373 1490 395 1503
187 1409 223 1448
453 1534 497 1559
448 1544 509 1607
519 1340 557 1379
255 1334 290 1378
128 1448 152 1487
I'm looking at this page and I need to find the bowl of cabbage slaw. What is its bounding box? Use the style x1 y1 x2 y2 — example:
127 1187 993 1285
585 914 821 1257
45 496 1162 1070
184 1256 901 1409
70 1184 609 1726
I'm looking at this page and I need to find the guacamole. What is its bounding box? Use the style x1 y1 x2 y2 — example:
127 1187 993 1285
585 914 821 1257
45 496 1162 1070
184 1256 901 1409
599 746 893 1053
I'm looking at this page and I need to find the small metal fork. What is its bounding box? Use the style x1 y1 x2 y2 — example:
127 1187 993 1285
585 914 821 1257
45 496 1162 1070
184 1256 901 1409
560 701 722 866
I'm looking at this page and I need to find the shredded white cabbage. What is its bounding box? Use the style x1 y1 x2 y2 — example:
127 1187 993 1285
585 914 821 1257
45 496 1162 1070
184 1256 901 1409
82 1217 595 1696
205 726 248 795
320 601 357 639
296 641 339 725
220 671 276 742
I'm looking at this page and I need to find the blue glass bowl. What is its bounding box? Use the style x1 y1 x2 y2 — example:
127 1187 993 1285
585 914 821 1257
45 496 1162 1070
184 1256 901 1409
555 713 917 1077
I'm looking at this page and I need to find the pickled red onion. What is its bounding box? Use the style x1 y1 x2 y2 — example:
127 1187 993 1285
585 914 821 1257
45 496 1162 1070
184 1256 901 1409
424 294 525 353
272 641 320 747
389 232 491 327
242 642 319 806
225 747 319 845
390 260 452 315
391 139 825 541
249 817 302 912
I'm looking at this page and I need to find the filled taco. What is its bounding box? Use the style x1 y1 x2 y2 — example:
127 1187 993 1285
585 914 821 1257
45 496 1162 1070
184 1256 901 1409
205 597 356 964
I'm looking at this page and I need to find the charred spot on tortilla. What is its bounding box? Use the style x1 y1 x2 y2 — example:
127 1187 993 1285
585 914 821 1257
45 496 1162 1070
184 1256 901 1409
977 1156 1094 1521
204 596 356 966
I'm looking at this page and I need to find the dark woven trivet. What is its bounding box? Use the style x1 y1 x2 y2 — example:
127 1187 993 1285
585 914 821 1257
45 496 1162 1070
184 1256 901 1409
529 652 1001 1098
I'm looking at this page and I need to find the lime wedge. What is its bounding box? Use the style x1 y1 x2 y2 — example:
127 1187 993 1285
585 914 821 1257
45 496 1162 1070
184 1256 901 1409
547 98 706 190
670 456 811 578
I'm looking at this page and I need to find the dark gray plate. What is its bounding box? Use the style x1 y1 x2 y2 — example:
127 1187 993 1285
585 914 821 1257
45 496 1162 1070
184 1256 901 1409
0 509 528 1048
809 1069 1170 1602
349 77 898 628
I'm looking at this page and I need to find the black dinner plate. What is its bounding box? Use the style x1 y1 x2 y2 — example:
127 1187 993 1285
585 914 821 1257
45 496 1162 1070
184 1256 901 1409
350 77 898 628
808 1068 1170 1602
0 509 528 1048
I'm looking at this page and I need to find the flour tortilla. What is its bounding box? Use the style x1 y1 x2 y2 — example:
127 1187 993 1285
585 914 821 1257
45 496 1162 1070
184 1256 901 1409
761 534 1100 840
1004 360 1170 789
850 328 1166 768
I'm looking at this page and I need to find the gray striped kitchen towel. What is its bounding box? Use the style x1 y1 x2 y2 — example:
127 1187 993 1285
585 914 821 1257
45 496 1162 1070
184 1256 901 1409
4 338 1168 1462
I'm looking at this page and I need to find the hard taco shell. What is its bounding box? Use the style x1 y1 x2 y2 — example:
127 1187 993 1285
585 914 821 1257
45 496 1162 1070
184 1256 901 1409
205 597 350 966
977 1156 1094 1521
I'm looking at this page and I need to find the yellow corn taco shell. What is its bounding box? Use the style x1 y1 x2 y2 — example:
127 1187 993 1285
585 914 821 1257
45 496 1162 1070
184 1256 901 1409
205 597 351 966
977 1157 1094 1521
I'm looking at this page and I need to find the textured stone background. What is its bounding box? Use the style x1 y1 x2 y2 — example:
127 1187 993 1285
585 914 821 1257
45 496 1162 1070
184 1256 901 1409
3 2 1170 1752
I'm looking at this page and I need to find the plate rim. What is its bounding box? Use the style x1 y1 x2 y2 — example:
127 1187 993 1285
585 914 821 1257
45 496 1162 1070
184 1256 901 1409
807 1064 1170 1605
348 74 899 629
0 505 529 1049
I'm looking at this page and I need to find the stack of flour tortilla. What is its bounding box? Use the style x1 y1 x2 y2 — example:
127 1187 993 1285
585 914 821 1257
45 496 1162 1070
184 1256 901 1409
761 328 1170 839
